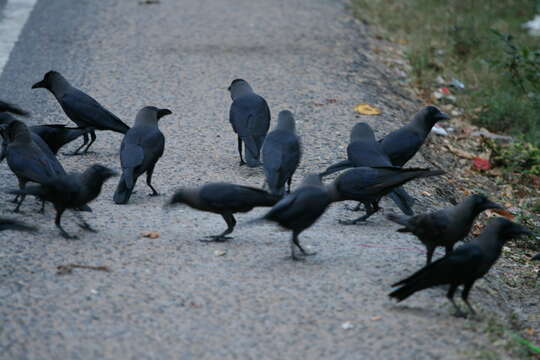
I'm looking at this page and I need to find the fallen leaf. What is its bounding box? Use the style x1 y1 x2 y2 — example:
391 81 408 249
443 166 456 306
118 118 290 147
472 157 490 171
354 104 382 115
141 232 160 239
421 191 432 196
370 316 382 321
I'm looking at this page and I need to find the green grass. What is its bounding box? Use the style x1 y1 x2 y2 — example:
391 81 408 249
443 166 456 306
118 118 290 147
352 0 540 146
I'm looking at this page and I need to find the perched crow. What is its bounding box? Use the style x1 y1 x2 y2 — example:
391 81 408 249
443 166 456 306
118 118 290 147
258 174 332 260
8 164 117 239
328 166 444 224
31 124 90 155
261 110 301 195
0 100 28 116
387 194 503 264
114 106 172 204
0 120 67 212
380 106 449 167
389 218 531 317
228 79 270 167
168 183 280 241
0 217 36 232
321 122 415 215
32 71 129 155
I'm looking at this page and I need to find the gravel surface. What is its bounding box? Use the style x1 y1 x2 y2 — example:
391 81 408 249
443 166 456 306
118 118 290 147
0 0 499 358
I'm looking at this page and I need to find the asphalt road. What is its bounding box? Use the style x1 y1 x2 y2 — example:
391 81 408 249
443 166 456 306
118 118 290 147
0 0 498 358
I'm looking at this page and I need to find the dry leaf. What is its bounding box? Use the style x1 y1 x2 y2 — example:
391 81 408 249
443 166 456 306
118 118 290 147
214 250 227 256
370 316 382 321
487 208 515 220
354 104 382 115
421 191 432 196
141 232 160 239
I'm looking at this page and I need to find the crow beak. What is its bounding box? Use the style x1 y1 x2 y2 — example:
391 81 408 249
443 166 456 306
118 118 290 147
436 112 450 121
486 200 504 210
157 108 172 119
107 169 119 178
227 86 231 91
31 80 45 89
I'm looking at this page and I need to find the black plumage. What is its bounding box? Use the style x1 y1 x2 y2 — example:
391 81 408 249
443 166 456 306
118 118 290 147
114 106 171 204
228 79 271 167
389 218 531 317
262 110 301 195
32 71 129 155
387 194 503 264
168 183 280 241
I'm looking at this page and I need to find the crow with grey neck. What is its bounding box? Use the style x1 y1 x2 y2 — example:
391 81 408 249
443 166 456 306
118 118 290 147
387 194 502 264
0 100 28 116
8 164 117 239
321 122 416 215
257 174 332 260
228 79 270 167
389 218 530 317
327 166 444 224
167 183 280 241
380 106 449 167
0 120 67 212
114 106 172 204
32 71 129 155
262 110 301 195
0 217 36 232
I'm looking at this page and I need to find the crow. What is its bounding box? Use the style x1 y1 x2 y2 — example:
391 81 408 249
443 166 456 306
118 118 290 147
321 122 416 215
32 71 129 155
8 164 117 239
168 183 280 241
113 106 172 204
380 106 449 167
0 120 67 212
30 124 90 155
258 174 332 260
0 100 28 116
228 79 270 167
327 166 444 224
389 218 531 317
261 110 301 195
387 194 503 264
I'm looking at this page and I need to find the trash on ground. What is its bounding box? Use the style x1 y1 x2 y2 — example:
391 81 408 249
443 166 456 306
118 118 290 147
354 104 382 115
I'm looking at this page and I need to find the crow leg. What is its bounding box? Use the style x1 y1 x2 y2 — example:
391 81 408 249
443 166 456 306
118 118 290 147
199 213 236 242
447 284 466 318
287 175 293 194
55 208 77 239
237 136 245 166
146 165 159 196
38 199 46 214
82 130 96 154
13 179 26 213
461 281 476 316
10 195 19 203
290 230 316 260
444 245 454 256
73 210 97 233
339 202 379 225
426 245 435 265
66 132 89 156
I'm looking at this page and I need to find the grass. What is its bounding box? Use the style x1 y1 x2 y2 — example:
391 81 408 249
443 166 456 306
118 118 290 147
351 0 540 146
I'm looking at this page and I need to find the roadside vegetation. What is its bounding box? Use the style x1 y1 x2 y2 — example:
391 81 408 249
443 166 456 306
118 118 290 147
351 1 540 358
